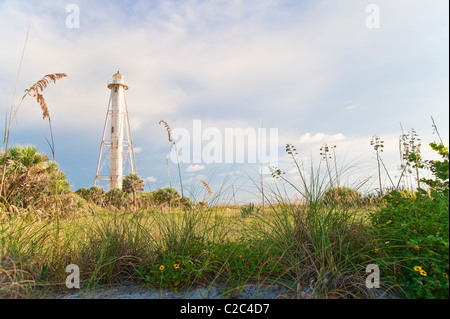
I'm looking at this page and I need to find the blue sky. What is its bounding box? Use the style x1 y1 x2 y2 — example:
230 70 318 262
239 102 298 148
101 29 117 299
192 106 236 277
0 0 448 203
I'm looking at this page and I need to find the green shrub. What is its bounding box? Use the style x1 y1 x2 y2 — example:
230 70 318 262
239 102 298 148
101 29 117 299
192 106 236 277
105 188 128 208
122 173 144 207
152 187 180 209
197 201 208 208
134 238 285 294
76 186 105 206
180 196 193 209
0 145 70 207
135 242 216 292
370 142 449 298
137 192 155 209
212 240 284 290
322 186 361 207
0 145 79 218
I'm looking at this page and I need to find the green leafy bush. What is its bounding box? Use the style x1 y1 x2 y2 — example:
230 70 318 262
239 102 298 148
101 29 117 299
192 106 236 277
105 188 128 208
122 173 144 207
212 240 284 290
76 186 105 206
152 187 180 208
180 196 193 209
322 186 361 207
0 145 82 218
0 145 70 205
135 245 216 292
134 238 284 293
370 142 449 298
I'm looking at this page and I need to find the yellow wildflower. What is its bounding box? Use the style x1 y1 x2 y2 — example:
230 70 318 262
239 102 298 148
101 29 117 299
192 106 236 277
420 270 427 277
385 241 390 244
173 264 180 269
414 266 422 272
386 220 392 224
414 246 420 251
159 265 165 271
353 229 358 234
443 273 449 279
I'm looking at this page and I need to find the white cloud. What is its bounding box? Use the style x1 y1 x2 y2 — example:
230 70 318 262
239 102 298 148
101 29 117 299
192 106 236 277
186 164 205 173
144 176 157 182
134 147 143 154
298 133 346 145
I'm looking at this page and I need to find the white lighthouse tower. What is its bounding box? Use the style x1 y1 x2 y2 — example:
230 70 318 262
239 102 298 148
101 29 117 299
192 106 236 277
95 71 137 190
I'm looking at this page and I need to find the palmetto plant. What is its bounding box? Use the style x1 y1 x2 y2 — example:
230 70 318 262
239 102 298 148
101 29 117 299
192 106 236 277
76 186 106 206
152 187 180 210
0 145 69 210
122 173 144 208
105 188 127 209
2 145 50 172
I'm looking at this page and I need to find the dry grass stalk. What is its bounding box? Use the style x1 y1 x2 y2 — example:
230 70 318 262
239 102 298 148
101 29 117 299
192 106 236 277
201 180 213 196
22 73 67 119
159 120 173 142
0 256 34 298
159 120 184 197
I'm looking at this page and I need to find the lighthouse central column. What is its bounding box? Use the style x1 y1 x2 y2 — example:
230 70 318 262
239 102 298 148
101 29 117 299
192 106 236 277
108 72 128 190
